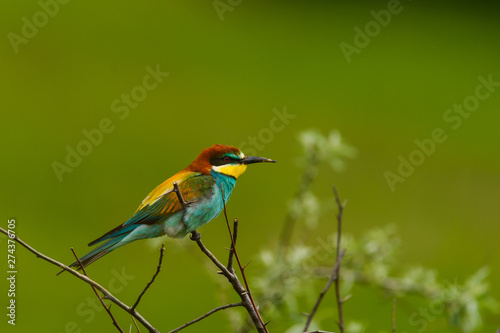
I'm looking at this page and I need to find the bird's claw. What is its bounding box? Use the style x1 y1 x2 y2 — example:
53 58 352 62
190 231 201 241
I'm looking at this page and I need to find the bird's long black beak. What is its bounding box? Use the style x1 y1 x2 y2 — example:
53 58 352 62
242 156 276 164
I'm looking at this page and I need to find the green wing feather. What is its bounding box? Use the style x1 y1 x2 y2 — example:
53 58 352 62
88 172 215 246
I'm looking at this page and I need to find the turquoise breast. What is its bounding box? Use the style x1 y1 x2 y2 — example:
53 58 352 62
181 170 236 235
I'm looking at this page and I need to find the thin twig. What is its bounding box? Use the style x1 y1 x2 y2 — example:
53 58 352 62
227 218 239 274
303 249 346 332
303 186 346 333
172 182 187 210
0 227 159 333
131 244 166 312
333 186 346 333
71 248 125 333
131 316 141 333
392 298 397 333
168 302 243 333
220 185 269 332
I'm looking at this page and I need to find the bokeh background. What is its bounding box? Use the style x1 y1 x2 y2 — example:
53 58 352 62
2 1 499 332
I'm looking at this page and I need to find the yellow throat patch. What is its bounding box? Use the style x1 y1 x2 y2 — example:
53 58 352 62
213 164 247 179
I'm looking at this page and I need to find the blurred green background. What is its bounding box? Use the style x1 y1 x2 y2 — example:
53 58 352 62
2 0 499 332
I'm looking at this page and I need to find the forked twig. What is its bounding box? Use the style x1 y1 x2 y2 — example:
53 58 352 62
303 186 346 333
184 186 268 332
189 232 267 332
5 178 269 332
220 185 268 332
303 248 346 332
169 184 266 332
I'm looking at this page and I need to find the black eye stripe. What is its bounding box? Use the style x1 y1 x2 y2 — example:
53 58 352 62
209 155 241 166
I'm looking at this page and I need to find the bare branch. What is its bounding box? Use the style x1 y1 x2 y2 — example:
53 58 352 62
2 182 265 332
168 302 243 333
186 186 268 332
131 244 166 312
131 316 141 333
220 185 269 332
0 227 159 333
71 248 124 333
172 182 187 210
303 186 346 333
227 218 239 274
332 186 345 333
303 248 346 332
190 231 268 332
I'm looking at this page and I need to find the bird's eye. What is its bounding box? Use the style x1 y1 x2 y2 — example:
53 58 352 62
223 156 231 162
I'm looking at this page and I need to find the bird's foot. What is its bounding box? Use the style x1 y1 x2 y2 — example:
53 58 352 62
190 230 201 241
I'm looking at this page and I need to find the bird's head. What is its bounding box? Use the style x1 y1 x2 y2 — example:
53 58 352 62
185 144 276 179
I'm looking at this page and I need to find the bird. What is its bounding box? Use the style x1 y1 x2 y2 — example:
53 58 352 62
66 144 275 271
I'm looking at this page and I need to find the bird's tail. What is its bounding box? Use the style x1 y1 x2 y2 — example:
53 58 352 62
57 234 127 275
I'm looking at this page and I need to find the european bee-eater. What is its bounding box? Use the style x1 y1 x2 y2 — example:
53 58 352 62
68 144 275 270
